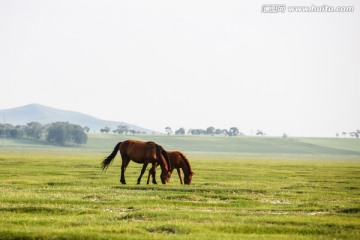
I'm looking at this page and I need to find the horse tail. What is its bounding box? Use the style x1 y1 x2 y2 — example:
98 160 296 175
156 144 170 170
178 152 193 174
101 142 122 171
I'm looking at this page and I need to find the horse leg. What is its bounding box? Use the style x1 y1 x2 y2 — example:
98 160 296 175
177 168 183 184
120 156 130 184
146 168 156 184
137 162 149 184
146 168 152 184
151 163 158 184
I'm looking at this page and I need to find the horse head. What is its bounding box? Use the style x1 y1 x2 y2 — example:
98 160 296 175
166 170 172 183
160 170 171 184
184 172 194 185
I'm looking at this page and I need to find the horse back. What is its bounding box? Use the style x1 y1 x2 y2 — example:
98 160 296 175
121 140 157 163
166 151 183 169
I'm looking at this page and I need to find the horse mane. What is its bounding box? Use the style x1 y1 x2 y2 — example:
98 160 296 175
157 144 170 169
148 142 170 170
178 152 192 174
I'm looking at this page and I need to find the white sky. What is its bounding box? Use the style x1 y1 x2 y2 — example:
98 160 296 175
1 0 359 136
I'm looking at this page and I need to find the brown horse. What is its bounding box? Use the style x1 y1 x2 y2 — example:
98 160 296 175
101 140 171 184
147 151 194 185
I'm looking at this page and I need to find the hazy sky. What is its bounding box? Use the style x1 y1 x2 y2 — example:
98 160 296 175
1 1 359 136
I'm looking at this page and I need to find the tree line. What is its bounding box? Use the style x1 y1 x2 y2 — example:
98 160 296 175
100 125 147 135
100 125 267 137
337 130 360 138
0 122 88 145
164 126 257 136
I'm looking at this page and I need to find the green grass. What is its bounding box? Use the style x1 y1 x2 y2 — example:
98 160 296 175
0 135 359 239
84 133 360 155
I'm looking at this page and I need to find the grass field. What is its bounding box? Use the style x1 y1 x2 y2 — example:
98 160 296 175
0 135 359 239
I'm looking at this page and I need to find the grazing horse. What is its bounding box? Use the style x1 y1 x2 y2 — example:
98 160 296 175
147 151 194 185
101 140 171 184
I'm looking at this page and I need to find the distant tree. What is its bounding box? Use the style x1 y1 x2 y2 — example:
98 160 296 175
175 128 186 135
283 133 288 138
114 125 128 134
190 129 198 135
222 129 229 135
46 122 68 144
215 128 222 135
229 127 239 136
350 130 360 138
83 126 90 133
190 129 206 135
165 127 172 135
69 124 88 144
25 122 43 139
256 130 265 136
0 123 14 138
10 125 24 138
129 129 142 135
100 126 110 134
206 126 215 136
46 122 87 145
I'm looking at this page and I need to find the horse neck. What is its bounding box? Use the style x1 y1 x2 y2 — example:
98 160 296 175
157 156 169 172
179 152 192 176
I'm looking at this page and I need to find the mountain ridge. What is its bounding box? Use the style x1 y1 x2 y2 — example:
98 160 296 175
0 104 156 133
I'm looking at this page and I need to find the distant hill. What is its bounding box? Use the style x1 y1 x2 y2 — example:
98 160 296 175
0 104 156 133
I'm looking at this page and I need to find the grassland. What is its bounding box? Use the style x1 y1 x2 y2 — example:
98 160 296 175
0 135 359 239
